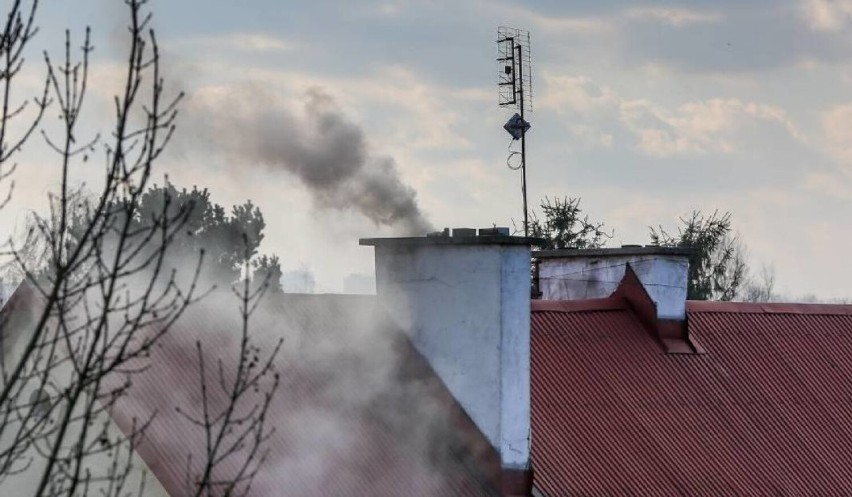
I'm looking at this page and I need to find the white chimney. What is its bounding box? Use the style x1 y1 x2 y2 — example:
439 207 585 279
536 246 692 320
361 229 538 493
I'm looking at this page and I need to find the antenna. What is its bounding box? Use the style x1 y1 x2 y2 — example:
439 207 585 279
497 26 533 237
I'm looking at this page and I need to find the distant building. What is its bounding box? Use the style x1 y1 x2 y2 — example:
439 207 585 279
280 269 315 293
343 273 376 295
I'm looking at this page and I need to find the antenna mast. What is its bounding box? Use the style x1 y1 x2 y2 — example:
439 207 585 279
497 26 533 236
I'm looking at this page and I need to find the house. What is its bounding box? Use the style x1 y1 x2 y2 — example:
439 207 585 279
0 286 505 496
531 246 852 495
2 232 852 496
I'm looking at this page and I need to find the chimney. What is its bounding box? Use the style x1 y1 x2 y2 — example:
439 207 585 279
361 228 541 495
533 245 703 354
535 246 700 353
536 246 691 318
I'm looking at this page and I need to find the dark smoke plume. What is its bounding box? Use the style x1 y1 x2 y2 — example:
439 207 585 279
186 86 432 234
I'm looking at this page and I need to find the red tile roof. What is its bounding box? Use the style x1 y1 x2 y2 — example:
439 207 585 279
531 297 852 496
105 294 500 497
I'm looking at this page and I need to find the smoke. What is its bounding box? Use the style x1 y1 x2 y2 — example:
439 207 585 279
102 285 489 496
3 185 482 495
184 86 432 235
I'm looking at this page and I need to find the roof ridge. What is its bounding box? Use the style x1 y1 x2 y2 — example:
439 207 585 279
687 301 852 316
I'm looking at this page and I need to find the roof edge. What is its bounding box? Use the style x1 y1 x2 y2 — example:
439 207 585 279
360 235 545 247
534 246 693 259
531 297 625 313
688 300 852 316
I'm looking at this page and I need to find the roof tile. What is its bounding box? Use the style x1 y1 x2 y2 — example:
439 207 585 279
531 300 852 496
107 294 499 497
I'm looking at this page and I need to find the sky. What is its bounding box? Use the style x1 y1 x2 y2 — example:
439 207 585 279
4 0 852 298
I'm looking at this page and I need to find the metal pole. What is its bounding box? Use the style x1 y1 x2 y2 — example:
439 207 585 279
517 42 528 237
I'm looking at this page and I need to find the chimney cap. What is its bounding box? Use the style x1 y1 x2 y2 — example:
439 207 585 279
360 235 545 247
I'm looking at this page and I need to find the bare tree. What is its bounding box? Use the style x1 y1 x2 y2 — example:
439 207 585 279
0 1 278 496
178 239 282 497
0 0 48 213
741 263 777 303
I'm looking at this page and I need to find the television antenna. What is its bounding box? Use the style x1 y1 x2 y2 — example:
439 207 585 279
497 26 533 236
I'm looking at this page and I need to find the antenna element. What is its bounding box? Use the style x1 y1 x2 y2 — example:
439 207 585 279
497 26 533 236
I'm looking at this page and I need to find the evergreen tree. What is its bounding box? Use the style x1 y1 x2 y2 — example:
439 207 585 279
650 210 747 301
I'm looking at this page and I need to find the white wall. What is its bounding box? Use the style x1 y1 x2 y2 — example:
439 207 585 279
373 242 531 469
499 248 532 469
539 254 689 319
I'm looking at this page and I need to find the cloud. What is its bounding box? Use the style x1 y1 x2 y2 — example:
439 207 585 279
225 33 293 52
177 33 294 54
540 74 619 116
621 98 802 157
376 2 404 16
350 66 474 151
495 3 723 37
625 6 724 26
541 73 802 157
568 124 615 149
500 2 847 72
807 102 852 188
820 102 852 171
491 3 615 36
804 171 852 198
801 0 852 31
529 15 615 35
